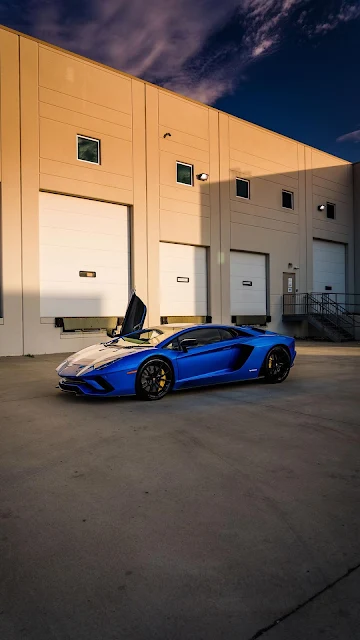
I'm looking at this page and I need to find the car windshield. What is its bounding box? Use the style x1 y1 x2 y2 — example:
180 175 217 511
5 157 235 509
106 328 165 347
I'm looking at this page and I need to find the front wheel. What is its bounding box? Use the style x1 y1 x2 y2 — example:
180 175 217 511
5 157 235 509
264 346 291 384
136 358 173 400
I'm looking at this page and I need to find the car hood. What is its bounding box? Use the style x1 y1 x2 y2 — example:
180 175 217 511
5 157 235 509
57 341 153 376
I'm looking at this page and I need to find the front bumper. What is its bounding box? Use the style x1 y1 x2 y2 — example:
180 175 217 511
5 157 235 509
57 369 136 397
58 375 114 395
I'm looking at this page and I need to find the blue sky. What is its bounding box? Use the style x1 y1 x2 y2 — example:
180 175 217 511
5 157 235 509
1 0 359 161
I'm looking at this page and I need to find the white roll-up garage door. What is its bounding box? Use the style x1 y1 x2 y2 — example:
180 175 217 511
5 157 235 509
39 192 130 317
313 240 346 294
159 242 207 317
230 251 267 317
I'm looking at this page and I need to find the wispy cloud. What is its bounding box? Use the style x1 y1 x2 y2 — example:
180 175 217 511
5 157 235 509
3 0 360 104
337 129 360 143
307 2 360 35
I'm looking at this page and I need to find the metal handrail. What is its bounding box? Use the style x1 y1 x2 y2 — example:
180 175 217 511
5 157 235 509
308 294 360 333
283 292 360 340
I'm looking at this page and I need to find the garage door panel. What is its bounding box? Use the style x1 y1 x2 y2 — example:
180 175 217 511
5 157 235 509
160 242 208 317
231 288 265 300
41 280 129 296
313 240 345 294
40 228 126 253
231 268 265 281
235 289 265 302
40 282 130 317
316 254 344 267
231 253 265 267
40 193 130 317
160 298 207 317
40 264 129 286
162 258 206 273
160 271 207 287
315 267 344 281
162 286 208 302
39 246 129 273
40 210 126 235
40 245 128 270
230 251 266 316
240 303 266 314
41 195 124 220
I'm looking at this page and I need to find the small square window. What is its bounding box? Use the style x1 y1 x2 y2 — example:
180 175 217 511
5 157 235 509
282 190 294 209
327 202 336 219
77 135 100 164
176 162 193 186
236 178 250 199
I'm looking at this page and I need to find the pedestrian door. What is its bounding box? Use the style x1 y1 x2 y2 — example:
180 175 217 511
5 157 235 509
283 272 296 314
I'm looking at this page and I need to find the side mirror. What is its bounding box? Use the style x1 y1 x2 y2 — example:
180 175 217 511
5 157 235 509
180 338 198 352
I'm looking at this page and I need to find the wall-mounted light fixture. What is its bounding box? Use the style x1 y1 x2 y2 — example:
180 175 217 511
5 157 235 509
163 132 171 138
197 173 209 181
318 204 325 211
288 262 293 269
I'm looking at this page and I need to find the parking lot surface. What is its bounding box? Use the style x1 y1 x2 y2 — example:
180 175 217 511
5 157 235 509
1 344 360 639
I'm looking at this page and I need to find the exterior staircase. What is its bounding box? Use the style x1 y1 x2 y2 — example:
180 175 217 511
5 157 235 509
283 293 360 342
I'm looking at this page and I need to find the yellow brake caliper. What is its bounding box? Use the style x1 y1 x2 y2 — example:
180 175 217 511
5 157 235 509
269 355 273 369
158 369 166 388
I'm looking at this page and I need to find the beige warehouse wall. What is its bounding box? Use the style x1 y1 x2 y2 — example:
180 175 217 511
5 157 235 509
17 38 142 354
0 24 356 355
225 115 301 330
38 46 134 205
158 92 211 247
149 88 221 323
0 29 23 355
309 149 354 292
131 79 148 307
215 114 354 330
353 163 360 297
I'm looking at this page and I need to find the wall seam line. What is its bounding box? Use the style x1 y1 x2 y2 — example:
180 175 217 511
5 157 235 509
18 36 25 355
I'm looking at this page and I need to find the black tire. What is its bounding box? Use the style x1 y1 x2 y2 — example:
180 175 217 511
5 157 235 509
136 358 173 400
264 346 291 384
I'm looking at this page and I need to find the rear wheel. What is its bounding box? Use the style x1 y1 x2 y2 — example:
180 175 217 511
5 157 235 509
136 358 173 400
264 346 291 384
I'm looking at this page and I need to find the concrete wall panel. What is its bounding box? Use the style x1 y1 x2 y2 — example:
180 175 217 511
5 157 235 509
39 46 132 114
0 30 22 355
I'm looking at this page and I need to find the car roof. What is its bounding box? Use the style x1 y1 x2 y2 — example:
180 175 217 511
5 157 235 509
153 324 195 331
153 323 259 333
154 323 251 337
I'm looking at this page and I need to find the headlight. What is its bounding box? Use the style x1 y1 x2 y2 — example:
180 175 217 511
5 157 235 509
56 359 68 372
76 364 94 376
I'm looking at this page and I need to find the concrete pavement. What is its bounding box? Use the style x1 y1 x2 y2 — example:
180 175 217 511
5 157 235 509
0 344 360 639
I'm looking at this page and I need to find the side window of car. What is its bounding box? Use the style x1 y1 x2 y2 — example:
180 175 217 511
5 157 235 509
219 328 237 341
164 338 180 351
234 328 252 337
178 328 221 348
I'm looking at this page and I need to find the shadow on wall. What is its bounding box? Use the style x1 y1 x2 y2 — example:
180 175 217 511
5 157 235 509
38 294 123 335
170 163 357 332
0 162 358 356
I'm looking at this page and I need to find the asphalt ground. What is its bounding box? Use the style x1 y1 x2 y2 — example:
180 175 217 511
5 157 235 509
0 343 359 639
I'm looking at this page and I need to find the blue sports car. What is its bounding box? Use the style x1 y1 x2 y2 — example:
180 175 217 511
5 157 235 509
56 293 296 401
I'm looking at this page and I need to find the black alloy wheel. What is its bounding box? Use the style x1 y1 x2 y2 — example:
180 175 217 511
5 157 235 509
136 358 173 400
264 346 291 384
